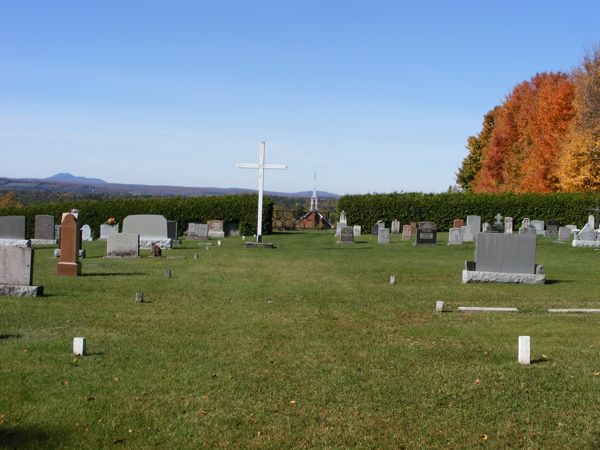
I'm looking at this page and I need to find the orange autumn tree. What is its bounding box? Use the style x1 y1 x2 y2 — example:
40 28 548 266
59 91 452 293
558 47 600 191
467 72 575 192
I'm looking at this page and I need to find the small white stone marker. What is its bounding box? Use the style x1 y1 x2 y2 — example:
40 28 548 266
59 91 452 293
135 292 144 303
436 300 445 312
73 337 86 356
548 308 600 314
193 253 198 260
458 307 519 313
242 236 245 240
217 240 222 247
518 336 530 365
389 275 396 284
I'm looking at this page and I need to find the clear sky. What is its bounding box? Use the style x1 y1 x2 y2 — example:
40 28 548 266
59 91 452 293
1 1 599 195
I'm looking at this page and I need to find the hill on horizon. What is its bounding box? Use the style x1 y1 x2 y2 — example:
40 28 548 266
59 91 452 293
0 174 341 199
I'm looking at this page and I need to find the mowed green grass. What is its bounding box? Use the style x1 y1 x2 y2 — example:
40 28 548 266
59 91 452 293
2 231 600 449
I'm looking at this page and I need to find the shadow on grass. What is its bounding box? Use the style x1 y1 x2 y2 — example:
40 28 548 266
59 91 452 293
82 272 145 277
531 357 549 364
0 425 66 449
0 334 22 340
545 279 574 285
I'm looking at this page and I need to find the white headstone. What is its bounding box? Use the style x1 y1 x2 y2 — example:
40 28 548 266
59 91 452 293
588 215 595 229
518 336 530 365
73 337 86 356
435 300 445 312
448 227 463 245
81 224 93 241
531 220 545 235
466 215 481 237
353 225 361 237
504 217 513 234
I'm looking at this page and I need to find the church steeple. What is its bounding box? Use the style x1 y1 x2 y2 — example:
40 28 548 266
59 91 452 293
310 173 318 211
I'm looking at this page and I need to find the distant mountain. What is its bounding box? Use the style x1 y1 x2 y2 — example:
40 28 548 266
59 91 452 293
0 175 340 199
46 173 107 185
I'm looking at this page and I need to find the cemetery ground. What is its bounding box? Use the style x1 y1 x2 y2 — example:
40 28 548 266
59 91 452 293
2 232 600 448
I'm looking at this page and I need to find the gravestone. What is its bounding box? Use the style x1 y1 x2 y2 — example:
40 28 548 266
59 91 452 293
339 211 347 223
504 217 513 234
482 222 491 233
336 211 348 237
588 215 595 229
518 218 537 237
337 226 355 244
491 213 504 233
377 228 390 244
100 224 119 240
56 213 81 276
0 246 43 296
466 215 481 239
151 243 162 257
461 225 473 242
224 222 239 237
81 224 93 241
448 227 463 245
577 223 596 241
371 221 384 236
34 215 55 240
463 233 544 284
107 233 139 258
55 225 61 243
558 227 571 241
401 225 412 241
353 225 361 237
391 220 400 234
167 220 178 241
186 223 209 240
453 218 464 228
207 220 225 238
531 220 545 236
0 216 25 239
546 220 559 238
416 223 436 245
123 214 172 248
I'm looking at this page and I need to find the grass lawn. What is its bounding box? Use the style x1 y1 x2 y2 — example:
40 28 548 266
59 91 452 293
1 231 600 448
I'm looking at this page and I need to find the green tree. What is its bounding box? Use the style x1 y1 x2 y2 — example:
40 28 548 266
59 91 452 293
456 107 498 191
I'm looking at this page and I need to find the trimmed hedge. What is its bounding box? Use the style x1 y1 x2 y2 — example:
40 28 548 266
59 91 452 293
0 195 273 239
338 192 600 230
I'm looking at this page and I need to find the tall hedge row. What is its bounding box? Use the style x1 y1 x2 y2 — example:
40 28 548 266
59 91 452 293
337 192 600 230
0 195 273 239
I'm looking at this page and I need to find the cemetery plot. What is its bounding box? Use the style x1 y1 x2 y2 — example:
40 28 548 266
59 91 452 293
2 231 600 448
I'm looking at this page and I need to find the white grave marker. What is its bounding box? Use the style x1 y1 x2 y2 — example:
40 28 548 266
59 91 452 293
518 336 530 365
73 337 86 356
236 142 287 243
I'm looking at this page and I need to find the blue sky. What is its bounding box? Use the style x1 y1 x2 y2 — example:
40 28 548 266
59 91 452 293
1 1 599 194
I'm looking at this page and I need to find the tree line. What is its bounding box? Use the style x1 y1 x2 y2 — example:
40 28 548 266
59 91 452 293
457 47 600 193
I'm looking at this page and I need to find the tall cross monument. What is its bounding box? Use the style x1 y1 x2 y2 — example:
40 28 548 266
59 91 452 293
236 142 287 242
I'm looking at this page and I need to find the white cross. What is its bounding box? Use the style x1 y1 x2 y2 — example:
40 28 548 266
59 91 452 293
236 142 287 242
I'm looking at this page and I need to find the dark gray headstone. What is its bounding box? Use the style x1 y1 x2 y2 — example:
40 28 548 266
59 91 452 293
339 226 354 243
546 220 559 237
416 229 437 245
167 220 178 240
418 221 436 230
475 233 536 274
34 215 55 240
0 216 25 239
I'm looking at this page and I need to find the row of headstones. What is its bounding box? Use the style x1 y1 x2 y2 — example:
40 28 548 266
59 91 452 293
336 220 438 245
0 214 103 244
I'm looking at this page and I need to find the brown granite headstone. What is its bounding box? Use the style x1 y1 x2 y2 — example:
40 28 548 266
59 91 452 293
453 218 464 228
410 222 417 235
56 213 81 276
151 242 162 257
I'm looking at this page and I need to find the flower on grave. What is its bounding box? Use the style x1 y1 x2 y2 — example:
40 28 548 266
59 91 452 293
106 217 116 225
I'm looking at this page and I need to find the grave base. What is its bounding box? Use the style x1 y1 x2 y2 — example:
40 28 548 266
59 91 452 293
336 241 355 244
548 308 600 314
462 269 545 285
0 239 30 248
0 284 44 297
458 306 519 313
31 239 57 246
139 239 173 249
57 262 81 276
245 242 276 248
572 239 600 248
